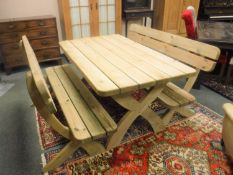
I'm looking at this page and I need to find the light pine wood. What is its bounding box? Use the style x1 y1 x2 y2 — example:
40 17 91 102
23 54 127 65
103 35 188 77
46 67 92 141
59 40 119 96
79 37 155 89
62 65 117 134
22 36 118 172
113 34 195 75
26 72 71 139
22 35 56 113
94 37 172 81
129 24 220 61
127 25 214 127
53 66 106 139
71 39 139 94
128 31 217 72
107 85 165 149
222 103 233 160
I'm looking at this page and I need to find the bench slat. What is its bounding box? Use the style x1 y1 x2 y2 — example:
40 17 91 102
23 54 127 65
128 31 216 72
161 83 196 106
53 66 107 139
129 24 220 61
46 67 91 141
62 65 117 134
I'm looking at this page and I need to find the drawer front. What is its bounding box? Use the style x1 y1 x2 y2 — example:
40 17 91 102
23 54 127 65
0 21 27 33
0 43 22 56
4 54 27 67
27 27 57 39
0 32 27 44
36 48 60 61
27 18 56 28
30 37 59 49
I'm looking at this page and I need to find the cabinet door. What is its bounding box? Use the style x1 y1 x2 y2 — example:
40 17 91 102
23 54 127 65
98 0 121 35
179 0 200 34
163 0 183 34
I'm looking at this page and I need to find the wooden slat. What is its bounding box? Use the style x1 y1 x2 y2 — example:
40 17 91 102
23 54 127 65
128 31 216 72
81 37 155 89
103 36 191 79
162 82 195 106
46 67 91 141
22 35 56 113
62 65 117 134
129 24 220 61
93 37 170 83
59 40 119 96
107 35 193 79
54 66 106 139
113 34 196 75
223 103 233 122
71 39 139 94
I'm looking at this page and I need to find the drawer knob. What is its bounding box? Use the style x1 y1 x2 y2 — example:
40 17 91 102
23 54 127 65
41 40 49 45
8 24 15 29
40 31 47 35
38 21 45 26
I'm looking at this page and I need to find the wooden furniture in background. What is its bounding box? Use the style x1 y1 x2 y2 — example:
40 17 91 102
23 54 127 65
59 34 196 150
22 35 117 172
0 15 61 74
128 24 220 122
123 9 154 36
222 103 233 160
153 0 200 35
58 0 122 39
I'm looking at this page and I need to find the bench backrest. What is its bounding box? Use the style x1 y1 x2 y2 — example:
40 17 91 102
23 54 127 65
128 24 220 72
21 35 56 113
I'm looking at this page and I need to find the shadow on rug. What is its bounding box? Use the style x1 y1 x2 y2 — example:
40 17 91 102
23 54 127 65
37 101 233 175
201 74 233 101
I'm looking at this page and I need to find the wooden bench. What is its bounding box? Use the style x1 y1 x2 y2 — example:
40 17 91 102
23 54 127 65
128 24 220 122
222 103 233 160
21 35 117 172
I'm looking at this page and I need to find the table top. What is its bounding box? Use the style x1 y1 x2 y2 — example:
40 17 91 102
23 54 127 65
197 21 233 44
60 34 196 97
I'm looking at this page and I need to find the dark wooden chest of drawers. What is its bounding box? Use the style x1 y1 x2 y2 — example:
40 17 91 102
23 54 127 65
0 15 61 74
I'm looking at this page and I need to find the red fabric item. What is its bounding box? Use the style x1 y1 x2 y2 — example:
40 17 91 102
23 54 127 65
218 54 228 64
182 10 197 39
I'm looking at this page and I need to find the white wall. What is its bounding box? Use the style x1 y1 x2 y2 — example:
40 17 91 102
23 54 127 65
0 0 62 41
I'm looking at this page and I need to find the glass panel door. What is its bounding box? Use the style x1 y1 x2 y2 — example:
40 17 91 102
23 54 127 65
69 0 91 38
98 0 116 35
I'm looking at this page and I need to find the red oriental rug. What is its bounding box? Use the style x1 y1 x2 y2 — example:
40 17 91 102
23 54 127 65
37 102 233 175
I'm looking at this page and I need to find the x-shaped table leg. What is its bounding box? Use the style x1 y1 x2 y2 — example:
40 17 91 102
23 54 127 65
107 84 166 150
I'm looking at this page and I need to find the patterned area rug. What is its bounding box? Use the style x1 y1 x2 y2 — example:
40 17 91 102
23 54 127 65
201 74 233 101
37 101 233 175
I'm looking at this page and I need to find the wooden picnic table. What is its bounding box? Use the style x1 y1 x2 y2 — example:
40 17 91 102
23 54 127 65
59 34 196 149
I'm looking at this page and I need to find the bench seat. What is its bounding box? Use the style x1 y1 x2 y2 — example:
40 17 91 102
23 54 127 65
46 65 117 141
159 82 196 108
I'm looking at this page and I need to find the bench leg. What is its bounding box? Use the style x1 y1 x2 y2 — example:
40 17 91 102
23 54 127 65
43 141 81 172
176 106 195 117
82 142 105 156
